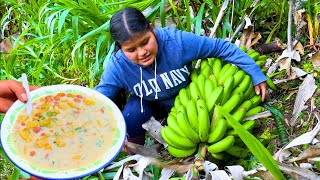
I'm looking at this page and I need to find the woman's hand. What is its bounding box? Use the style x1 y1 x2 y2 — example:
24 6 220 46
0 80 39 113
254 81 267 102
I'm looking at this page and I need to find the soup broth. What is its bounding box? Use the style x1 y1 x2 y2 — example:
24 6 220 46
11 92 116 171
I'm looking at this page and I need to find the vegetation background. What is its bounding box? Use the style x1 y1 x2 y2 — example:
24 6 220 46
0 0 319 179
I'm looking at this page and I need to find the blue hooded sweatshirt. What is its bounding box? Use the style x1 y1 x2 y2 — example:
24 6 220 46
94 27 267 110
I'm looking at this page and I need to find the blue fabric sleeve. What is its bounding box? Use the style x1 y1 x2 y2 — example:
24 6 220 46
175 30 267 85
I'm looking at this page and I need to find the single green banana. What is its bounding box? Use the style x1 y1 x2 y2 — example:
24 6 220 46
245 106 264 117
257 55 267 61
249 51 260 61
212 58 222 78
226 120 257 137
234 99 253 112
160 126 196 149
178 88 189 107
218 65 237 85
167 145 197 158
176 109 200 144
227 108 247 129
232 69 246 89
208 58 216 66
207 135 235 154
222 92 243 113
167 114 187 138
249 94 262 108
201 64 212 79
246 49 256 55
256 60 266 68
200 59 209 71
204 79 214 101
208 74 218 88
239 45 247 52
243 81 254 100
189 81 202 101
174 95 182 109
266 76 277 90
196 99 210 142
197 74 206 99
207 118 228 143
170 106 177 113
231 75 251 95
217 63 231 80
190 69 199 82
206 86 224 114
186 99 199 132
211 152 225 160
220 75 234 105
225 145 249 158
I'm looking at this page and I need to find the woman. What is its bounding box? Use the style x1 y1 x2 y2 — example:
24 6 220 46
94 7 267 145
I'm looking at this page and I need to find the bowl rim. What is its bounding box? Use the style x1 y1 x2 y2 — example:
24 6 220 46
0 84 126 179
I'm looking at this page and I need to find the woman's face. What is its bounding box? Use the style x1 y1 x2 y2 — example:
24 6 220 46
121 28 158 67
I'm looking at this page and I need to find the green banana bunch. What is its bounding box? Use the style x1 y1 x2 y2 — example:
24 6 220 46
160 126 196 149
207 135 235 154
167 145 197 158
208 118 228 143
197 99 210 142
186 99 199 132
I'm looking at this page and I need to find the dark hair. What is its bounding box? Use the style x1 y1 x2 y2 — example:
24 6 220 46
110 7 152 51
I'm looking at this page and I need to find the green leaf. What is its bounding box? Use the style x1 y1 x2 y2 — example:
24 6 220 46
216 106 286 180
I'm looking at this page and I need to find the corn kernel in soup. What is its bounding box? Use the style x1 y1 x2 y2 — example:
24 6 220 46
12 92 117 171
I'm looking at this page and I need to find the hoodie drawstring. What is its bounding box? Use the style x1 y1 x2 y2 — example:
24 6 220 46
154 58 158 99
139 58 159 113
139 67 144 113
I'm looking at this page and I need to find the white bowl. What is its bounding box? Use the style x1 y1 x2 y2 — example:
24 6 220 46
0 84 126 179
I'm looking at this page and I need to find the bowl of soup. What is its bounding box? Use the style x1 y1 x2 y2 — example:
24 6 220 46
0 84 126 179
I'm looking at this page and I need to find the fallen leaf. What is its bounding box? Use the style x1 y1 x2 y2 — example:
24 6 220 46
291 75 317 125
142 117 166 146
209 170 231 179
310 51 320 68
288 145 320 162
293 41 305 55
278 163 319 180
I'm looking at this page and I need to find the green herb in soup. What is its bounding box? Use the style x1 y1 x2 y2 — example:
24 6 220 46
12 92 116 171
